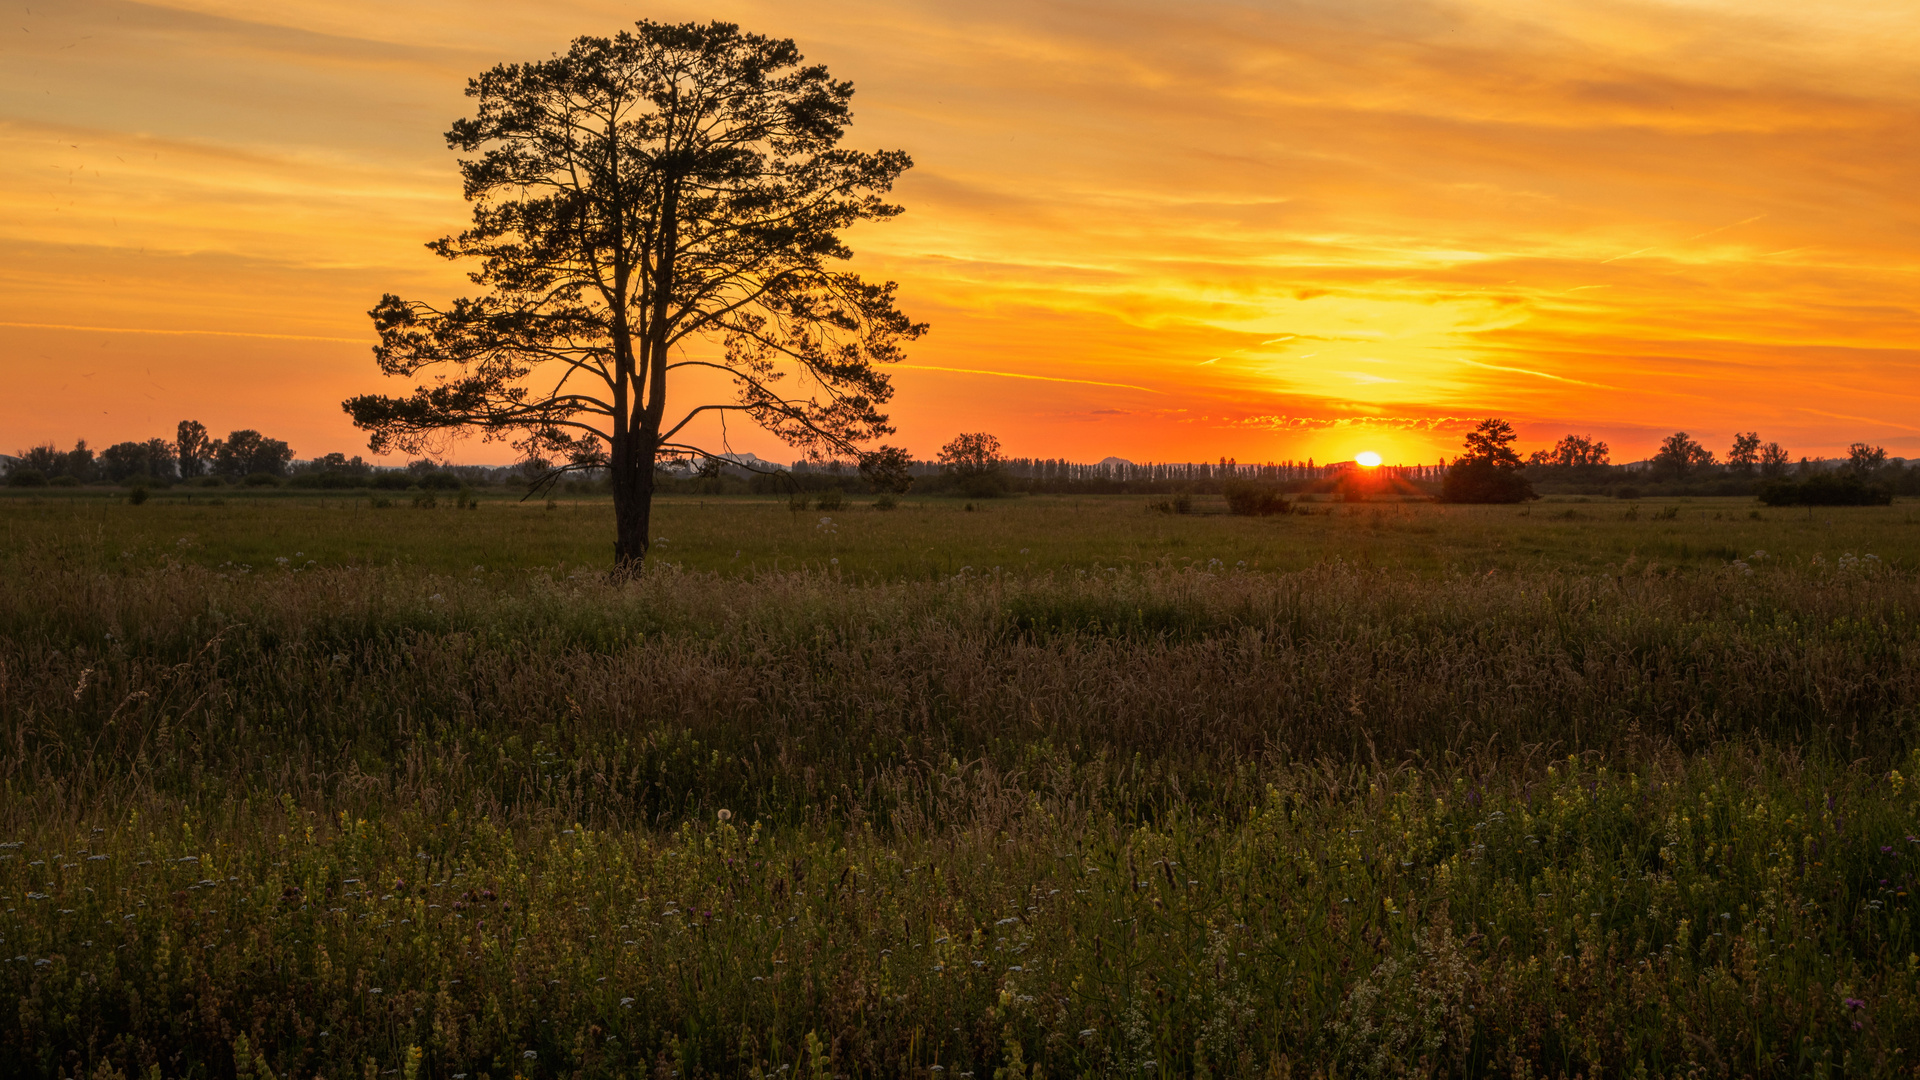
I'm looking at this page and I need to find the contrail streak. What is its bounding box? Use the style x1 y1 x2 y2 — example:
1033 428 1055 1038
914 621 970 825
0 321 364 343
1457 358 1617 390
894 364 1162 394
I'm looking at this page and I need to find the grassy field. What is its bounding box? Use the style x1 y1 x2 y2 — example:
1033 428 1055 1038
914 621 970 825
5 488 1916 577
3 492 1919 1078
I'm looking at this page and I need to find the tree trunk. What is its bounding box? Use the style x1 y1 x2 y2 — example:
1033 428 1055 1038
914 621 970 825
611 429 657 571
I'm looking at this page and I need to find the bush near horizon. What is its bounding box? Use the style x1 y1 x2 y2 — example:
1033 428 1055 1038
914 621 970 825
1222 479 1290 515
1441 457 1538 503
1760 472 1894 507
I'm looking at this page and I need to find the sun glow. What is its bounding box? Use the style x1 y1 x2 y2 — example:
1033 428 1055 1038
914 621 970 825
1355 451 1383 468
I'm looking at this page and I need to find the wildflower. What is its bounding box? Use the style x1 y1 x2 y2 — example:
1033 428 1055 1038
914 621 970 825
717 809 733 823
1844 997 1867 1010
523 1050 538 1060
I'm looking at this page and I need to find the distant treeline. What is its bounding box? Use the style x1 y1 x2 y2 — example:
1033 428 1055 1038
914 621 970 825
3 420 532 490
8 422 1913 501
1517 431 1918 499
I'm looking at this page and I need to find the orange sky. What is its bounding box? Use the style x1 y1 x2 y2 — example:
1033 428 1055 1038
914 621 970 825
3 0 1917 466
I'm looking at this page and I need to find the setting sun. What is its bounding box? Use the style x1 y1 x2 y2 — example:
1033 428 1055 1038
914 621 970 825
1355 451 1383 468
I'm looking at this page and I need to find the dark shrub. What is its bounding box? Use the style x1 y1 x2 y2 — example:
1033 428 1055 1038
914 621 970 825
291 471 372 489
1223 481 1289 516
243 472 281 487
1758 474 1893 507
50 475 80 487
418 471 463 491
959 472 1008 498
6 468 47 487
128 487 150 506
373 473 415 490
1613 486 1641 500
1441 459 1537 503
816 488 846 511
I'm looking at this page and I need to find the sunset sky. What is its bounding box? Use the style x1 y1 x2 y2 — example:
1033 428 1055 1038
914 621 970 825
3 0 1917 466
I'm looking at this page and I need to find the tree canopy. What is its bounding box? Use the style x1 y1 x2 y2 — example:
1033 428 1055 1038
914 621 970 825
1528 433 1610 469
344 20 924 566
1443 418 1535 503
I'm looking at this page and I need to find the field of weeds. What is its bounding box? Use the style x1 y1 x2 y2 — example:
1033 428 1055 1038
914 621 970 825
2 495 1918 1078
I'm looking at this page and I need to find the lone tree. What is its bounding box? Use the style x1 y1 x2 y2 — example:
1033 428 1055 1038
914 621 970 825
1650 431 1715 480
345 20 925 567
1727 431 1762 474
1442 418 1536 503
938 432 1006 497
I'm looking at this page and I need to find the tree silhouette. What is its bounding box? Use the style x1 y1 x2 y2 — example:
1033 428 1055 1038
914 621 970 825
1650 432 1714 480
938 432 1006 498
1727 431 1761 473
177 421 211 479
1758 441 1791 478
1459 418 1523 468
345 20 925 568
858 445 914 494
937 432 1002 480
1442 419 1534 503
1527 433 1609 468
1847 442 1888 475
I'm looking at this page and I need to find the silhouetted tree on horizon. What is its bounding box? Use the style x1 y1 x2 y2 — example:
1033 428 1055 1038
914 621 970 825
938 432 1008 498
1650 431 1715 480
1443 418 1535 503
1848 442 1888 475
177 421 211 479
212 430 294 479
344 20 925 570
1727 431 1761 473
1759 440 1792 478
1528 433 1610 469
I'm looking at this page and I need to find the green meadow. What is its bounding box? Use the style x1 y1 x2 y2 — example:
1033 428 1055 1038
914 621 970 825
4 491 1920 1078
5 489 1915 577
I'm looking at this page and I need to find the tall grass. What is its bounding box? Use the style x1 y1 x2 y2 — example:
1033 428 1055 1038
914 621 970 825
3 533 1919 1076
